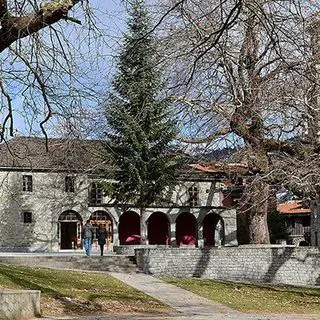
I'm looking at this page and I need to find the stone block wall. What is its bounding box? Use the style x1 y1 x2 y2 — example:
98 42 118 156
135 246 320 287
113 244 170 256
0 290 41 319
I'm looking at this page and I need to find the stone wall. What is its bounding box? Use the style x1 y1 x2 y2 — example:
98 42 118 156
135 246 320 287
0 290 41 320
113 245 169 256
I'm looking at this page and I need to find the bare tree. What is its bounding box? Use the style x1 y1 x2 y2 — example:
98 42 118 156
156 0 320 243
0 0 114 142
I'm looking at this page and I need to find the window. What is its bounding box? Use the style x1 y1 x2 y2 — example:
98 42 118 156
22 212 32 223
22 175 33 192
89 182 103 205
65 176 75 193
188 186 199 207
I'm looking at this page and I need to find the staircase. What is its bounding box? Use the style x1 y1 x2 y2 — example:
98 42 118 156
0 254 140 273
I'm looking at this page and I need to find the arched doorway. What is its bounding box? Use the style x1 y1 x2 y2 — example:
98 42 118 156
119 211 140 245
58 211 82 250
148 212 170 245
176 212 197 246
203 213 225 246
90 210 113 249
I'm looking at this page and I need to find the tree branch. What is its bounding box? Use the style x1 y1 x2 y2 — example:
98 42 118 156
9 46 52 150
0 0 8 20
0 0 80 53
0 78 13 139
179 128 231 144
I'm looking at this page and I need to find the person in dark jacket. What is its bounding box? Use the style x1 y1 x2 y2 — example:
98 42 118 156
96 224 108 256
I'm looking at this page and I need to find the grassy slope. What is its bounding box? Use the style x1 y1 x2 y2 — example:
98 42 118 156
0 263 172 317
163 277 320 314
1 263 319 316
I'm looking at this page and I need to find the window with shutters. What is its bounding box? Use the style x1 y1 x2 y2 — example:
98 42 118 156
22 175 33 192
65 176 75 193
188 186 199 207
22 211 33 223
89 182 104 205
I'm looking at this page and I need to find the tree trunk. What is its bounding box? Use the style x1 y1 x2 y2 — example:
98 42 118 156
140 207 147 245
238 178 270 244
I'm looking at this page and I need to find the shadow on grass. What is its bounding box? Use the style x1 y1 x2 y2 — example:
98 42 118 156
188 278 320 299
0 264 104 314
0 263 159 315
87 292 149 302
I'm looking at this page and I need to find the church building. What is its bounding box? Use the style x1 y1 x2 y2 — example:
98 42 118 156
0 137 238 252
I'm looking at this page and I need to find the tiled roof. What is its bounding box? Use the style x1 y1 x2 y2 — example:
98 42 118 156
277 200 311 215
189 163 249 174
0 137 248 177
0 137 110 171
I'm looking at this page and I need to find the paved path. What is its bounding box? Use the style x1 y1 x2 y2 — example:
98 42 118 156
9 254 314 320
106 272 320 320
109 272 246 319
32 269 320 320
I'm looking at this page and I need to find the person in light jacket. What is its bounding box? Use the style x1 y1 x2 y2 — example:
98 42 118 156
81 219 94 256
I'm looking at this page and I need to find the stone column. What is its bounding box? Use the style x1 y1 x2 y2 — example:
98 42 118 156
140 208 148 245
214 219 223 247
222 209 238 246
197 223 204 248
107 207 120 246
168 221 174 245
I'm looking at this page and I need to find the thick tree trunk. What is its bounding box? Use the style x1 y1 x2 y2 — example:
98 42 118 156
0 0 80 53
238 178 270 244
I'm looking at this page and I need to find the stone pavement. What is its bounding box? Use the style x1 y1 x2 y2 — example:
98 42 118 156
41 272 319 320
107 272 320 320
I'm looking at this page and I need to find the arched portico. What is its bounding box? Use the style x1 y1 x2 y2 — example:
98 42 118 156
147 211 170 245
58 210 82 250
202 212 225 246
119 211 141 245
176 212 197 246
90 210 114 249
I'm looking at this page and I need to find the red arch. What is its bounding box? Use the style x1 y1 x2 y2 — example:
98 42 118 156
119 211 140 245
176 212 197 246
148 212 170 245
203 213 223 246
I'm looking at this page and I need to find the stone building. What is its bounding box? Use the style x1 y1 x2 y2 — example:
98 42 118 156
0 137 237 252
277 200 311 246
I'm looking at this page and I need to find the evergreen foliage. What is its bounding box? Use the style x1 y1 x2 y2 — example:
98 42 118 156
105 0 179 208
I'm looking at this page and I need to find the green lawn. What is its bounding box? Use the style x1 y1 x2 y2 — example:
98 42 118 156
2 263 319 317
162 277 320 315
0 263 172 317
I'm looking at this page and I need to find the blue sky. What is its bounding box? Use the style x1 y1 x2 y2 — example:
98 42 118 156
9 0 127 139
7 0 165 140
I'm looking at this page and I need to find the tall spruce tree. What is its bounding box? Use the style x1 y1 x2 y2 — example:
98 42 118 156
105 0 179 243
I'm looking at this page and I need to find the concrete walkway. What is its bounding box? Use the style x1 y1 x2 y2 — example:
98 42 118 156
109 272 257 320
40 270 320 320
107 272 320 320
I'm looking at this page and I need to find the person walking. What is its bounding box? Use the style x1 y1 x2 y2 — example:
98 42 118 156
82 219 94 256
96 224 108 256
